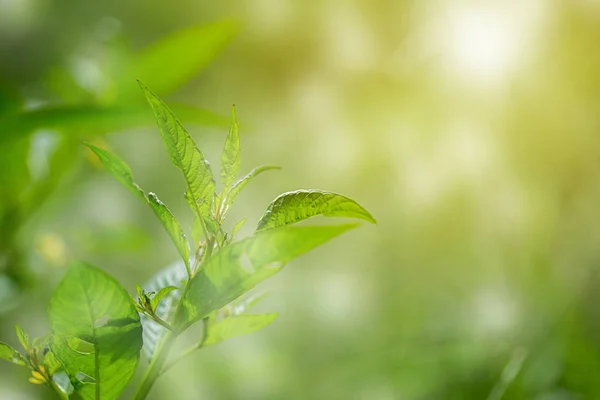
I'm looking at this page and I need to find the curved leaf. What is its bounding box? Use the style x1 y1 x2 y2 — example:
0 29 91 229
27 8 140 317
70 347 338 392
85 144 190 273
0 342 26 366
175 224 357 329
15 324 29 351
256 190 376 231
230 218 247 238
48 262 142 400
226 165 280 207
150 286 178 312
147 192 190 275
220 106 240 188
203 313 278 346
132 20 238 95
84 143 145 200
140 82 215 220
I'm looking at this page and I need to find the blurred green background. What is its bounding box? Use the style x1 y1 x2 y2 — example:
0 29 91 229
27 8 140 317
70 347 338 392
2 0 600 399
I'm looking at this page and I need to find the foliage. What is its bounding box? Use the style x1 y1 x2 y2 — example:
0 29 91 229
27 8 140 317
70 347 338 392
0 84 375 399
0 20 235 314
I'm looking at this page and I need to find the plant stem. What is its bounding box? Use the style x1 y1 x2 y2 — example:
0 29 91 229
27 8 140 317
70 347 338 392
148 314 174 332
130 331 176 400
132 224 214 399
159 343 201 377
159 316 210 376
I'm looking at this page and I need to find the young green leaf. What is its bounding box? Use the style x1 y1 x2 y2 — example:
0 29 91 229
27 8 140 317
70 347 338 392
139 82 215 220
203 216 220 238
256 190 376 231
175 224 357 329
226 165 281 207
150 286 178 312
84 143 145 201
203 313 278 346
147 192 191 275
86 144 191 274
40 345 63 377
220 105 240 188
15 325 29 351
131 20 238 96
48 262 143 400
230 218 247 238
0 342 26 366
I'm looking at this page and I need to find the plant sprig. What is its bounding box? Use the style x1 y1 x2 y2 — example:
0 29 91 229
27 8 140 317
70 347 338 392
0 82 376 400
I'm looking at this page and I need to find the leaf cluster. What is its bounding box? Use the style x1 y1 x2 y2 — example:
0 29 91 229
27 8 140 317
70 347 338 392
1 83 375 400
0 21 237 312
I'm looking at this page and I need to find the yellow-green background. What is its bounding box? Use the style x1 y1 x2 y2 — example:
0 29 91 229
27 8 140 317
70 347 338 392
2 0 600 399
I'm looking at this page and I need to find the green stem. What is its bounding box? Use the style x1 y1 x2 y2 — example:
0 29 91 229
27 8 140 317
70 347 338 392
148 313 174 332
130 331 176 400
159 343 201 377
132 222 215 399
159 317 210 376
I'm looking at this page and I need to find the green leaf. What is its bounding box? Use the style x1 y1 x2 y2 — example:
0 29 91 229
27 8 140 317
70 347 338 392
230 218 247 238
147 192 191 275
131 20 238 96
141 262 187 360
86 144 191 273
32 335 63 374
203 216 220 237
139 81 215 220
150 286 178 312
256 190 376 231
48 262 142 400
226 165 280 207
84 143 145 200
175 224 357 329
15 325 29 351
39 342 63 375
203 313 278 346
0 342 26 366
220 105 241 188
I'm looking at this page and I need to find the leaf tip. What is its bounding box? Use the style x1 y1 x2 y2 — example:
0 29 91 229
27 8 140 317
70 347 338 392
137 79 155 100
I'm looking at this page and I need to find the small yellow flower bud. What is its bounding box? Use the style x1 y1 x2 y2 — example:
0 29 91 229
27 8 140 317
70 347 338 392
31 370 46 381
29 377 45 385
